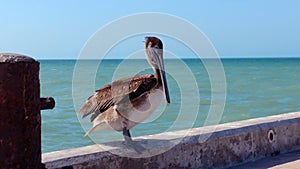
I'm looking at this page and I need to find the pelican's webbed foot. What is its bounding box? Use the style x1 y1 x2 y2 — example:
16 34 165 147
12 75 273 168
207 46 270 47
123 128 146 153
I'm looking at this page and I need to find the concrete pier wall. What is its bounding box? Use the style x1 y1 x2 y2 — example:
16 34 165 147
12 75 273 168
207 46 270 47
42 112 300 169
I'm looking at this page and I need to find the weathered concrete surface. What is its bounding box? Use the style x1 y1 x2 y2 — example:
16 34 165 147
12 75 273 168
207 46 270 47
228 150 300 169
0 53 41 169
42 112 300 169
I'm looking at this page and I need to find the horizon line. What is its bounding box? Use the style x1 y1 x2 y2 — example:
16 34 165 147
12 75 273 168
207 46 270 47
37 56 300 61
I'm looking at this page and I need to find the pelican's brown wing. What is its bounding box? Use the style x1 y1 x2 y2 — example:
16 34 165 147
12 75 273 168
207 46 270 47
77 74 157 121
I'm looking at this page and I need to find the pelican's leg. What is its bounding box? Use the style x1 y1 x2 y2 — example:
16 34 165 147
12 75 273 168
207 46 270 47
122 127 133 143
122 127 145 153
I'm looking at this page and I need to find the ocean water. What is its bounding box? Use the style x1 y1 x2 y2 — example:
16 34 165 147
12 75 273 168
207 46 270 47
40 58 300 153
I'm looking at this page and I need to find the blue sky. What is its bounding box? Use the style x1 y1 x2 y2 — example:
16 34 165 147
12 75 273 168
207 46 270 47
1 0 300 59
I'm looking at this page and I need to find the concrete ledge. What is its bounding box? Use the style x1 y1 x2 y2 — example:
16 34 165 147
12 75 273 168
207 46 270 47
42 112 300 169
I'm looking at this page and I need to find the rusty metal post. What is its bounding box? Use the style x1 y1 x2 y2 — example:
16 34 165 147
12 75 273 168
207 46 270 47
0 53 42 169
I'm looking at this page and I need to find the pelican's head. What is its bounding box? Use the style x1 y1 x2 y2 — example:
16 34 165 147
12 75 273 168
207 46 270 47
145 36 170 104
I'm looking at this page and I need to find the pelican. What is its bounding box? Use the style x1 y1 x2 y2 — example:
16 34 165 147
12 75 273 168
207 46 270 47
78 37 170 152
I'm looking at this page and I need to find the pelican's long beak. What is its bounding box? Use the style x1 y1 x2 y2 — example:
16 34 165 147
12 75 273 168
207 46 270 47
159 62 170 104
146 47 170 104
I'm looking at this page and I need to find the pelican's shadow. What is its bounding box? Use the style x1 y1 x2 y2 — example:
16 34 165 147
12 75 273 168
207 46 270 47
97 137 181 158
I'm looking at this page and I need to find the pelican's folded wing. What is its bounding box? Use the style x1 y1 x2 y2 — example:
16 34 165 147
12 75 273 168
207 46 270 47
77 74 157 122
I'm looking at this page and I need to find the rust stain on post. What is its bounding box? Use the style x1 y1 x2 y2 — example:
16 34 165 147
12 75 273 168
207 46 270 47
0 53 42 169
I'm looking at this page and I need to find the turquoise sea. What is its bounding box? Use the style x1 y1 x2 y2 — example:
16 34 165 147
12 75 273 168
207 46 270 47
40 58 300 153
